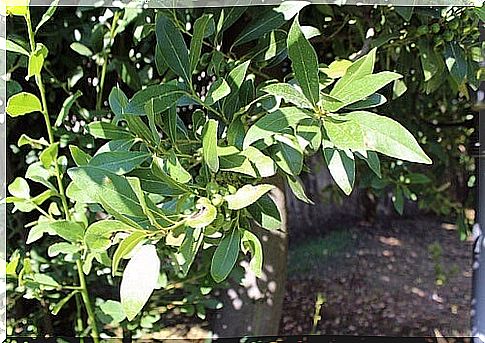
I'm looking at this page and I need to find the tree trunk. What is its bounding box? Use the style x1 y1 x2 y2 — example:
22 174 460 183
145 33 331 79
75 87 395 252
212 177 288 337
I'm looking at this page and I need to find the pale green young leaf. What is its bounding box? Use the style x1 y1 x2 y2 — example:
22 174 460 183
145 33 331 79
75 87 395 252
6 92 42 117
202 119 219 173
287 16 319 107
120 244 160 321
164 151 192 184
155 14 191 84
295 117 322 152
320 59 352 79
18 134 49 149
34 220 84 243
240 229 263 278
217 146 257 177
225 184 275 210
40 143 59 168
211 228 240 283
8 177 30 199
323 148 355 195
27 43 48 78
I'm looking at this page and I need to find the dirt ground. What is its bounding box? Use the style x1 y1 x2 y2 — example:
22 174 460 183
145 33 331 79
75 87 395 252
280 217 474 336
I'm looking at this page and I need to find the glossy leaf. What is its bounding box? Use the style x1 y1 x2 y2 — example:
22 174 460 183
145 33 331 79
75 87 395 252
202 119 219 173
225 184 275 210
88 151 150 175
111 231 147 277
55 90 82 127
155 15 191 84
323 111 431 164
323 148 355 195
247 194 281 230
190 14 213 73
240 229 263 277
288 16 319 107
84 220 133 252
261 83 313 108
211 228 240 283
87 122 134 140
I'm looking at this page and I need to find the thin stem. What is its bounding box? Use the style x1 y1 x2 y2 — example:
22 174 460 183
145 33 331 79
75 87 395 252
24 10 99 343
76 260 100 343
96 11 121 110
75 293 85 342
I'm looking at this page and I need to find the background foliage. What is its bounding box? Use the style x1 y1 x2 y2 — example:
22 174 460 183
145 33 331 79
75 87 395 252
5 1 483 339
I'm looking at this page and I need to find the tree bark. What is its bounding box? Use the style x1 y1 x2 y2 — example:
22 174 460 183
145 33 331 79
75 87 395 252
211 177 288 337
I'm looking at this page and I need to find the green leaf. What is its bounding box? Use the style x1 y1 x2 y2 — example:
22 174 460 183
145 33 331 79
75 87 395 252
69 145 92 166
6 1 29 16
419 43 442 82
202 119 219 173
211 228 240 283
166 106 178 144
288 16 319 107
243 107 311 149
35 220 84 243
345 93 387 110
120 244 160 321
70 42 93 57
109 87 129 119
68 166 146 218
96 300 127 325
271 135 303 176
392 186 404 215
186 198 217 229
190 14 213 73
331 48 376 96
286 174 313 204
252 30 287 63
323 148 355 195
323 111 432 164
261 83 313 109
51 290 78 315
395 6 413 21
155 14 191 84
35 0 59 32
240 229 263 278
89 151 150 175
356 151 381 178
320 59 352 79
217 146 257 177
233 1 309 47
40 143 59 168
17 134 48 149
8 177 30 199
225 184 275 210
6 92 42 117
112 231 147 277
87 122 134 140
6 39 29 56
392 79 408 99
205 79 231 105
47 242 81 257
247 194 281 230
444 42 467 85
328 72 401 111
124 83 185 116
163 151 192 183
295 117 322 152
175 227 203 276
151 157 192 194
55 90 82 127
244 147 277 177
84 220 133 252
27 43 48 78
